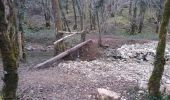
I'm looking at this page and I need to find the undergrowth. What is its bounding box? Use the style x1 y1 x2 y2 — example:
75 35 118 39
126 86 170 100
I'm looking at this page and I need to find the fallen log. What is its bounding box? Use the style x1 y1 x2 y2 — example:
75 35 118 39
34 39 92 69
53 30 88 55
53 30 85 45
58 30 84 34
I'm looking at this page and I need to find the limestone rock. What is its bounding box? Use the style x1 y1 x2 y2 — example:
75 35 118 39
116 42 170 61
96 88 121 100
138 80 148 90
26 46 34 51
165 84 170 95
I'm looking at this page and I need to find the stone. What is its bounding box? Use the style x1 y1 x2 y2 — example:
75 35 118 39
138 90 144 94
96 88 121 100
165 84 170 95
26 46 34 51
166 54 170 61
116 42 170 61
160 85 165 93
166 80 170 84
139 80 148 89
145 54 154 61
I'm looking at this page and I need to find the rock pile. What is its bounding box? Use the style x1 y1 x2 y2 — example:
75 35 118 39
116 42 170 61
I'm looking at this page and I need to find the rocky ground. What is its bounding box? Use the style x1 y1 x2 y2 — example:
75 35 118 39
0 36 170 100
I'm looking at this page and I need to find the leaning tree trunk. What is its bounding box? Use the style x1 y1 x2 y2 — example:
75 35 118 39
148 0 170 98
0 0 19 99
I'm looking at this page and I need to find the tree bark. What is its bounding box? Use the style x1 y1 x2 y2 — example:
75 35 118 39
155 0 164 34
65 0 69 14
15 0 26 62
42 0 51 28
72 0 78 30
52 0 62 37
129 0 133 16
58 0 71 32
96 11 102 47
0 0 19 99
130 3 137 35
75 0 84 30
138 1 146 33
51 0 65 55
35 40 92 69
148 0 170 98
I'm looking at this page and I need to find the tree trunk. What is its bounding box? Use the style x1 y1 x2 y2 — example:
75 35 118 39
130 4 137 35
148 0 170 98
0 0 19 99
138 1 146 33
65 0 69 14
155 11 162 34
52 0 65 55
96 11 102 47
52 0 62 37
92 14 96 30
16 0 26 62
58 0 71 32
42 0 51 28
72 0 78 30
129 0 133 16
89 7 93 30
75 0 84 30
155 0 164 34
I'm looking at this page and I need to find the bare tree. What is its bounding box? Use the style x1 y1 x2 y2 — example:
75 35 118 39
42 0 51 28
0 0 19 99
148 0 170 98
129 0 133 16
138 0 146 33
51 0 63 38
130 0 137 35
51 0 65 55
15 0 26 62
72 0 78 30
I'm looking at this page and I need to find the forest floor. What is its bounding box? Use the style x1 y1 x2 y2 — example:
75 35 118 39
0 35 170 100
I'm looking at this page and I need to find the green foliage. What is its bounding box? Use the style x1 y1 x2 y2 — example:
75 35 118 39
24 26 56 44
112 28 158 40
144 94 170 100
27 26 44 33
125 86 169 100
115 16 129 25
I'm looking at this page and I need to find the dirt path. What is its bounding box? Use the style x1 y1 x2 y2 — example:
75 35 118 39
18 60 139 100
